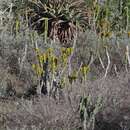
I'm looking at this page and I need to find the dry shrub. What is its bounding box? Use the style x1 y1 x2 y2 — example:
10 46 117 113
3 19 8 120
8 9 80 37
0 72 128 130
73 31 130 78
6 95 81 130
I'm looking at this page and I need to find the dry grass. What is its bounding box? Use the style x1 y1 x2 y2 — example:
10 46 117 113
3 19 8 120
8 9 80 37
0 72 130 130
0 29 130 129
0 1 130 129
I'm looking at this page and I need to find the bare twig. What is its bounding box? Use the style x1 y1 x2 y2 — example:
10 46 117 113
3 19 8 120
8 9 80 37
100 46 111 87
114 64 119 76
126 45 130 67
68 30 77 76
98 54 105 70
19 43 28 78
104 47 110 78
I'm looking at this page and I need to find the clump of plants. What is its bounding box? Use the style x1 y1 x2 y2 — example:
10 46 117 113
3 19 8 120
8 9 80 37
2 0 130 40
32 47 90 97
93 0 130 36
13 0 90 45
79 95 102 130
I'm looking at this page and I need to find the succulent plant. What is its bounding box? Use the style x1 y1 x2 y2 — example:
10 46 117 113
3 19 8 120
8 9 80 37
21 0 91 45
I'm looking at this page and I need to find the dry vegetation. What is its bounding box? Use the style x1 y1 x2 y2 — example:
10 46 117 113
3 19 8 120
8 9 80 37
0 0 130 130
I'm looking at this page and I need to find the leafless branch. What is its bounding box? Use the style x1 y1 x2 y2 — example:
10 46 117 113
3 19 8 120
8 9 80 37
104 47 110 78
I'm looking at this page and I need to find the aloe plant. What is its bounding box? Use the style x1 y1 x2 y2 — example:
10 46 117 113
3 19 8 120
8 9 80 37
13 0 89 45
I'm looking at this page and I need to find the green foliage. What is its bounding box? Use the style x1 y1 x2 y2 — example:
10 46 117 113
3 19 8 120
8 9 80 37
32 47 90 86
79 95 103 130
14 0 89 44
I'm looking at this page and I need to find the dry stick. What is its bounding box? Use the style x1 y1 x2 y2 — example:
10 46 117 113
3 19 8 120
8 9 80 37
124 7 129 32
68 30 77 76
114 64 119 76
88 51 94 67
125 64 128 73
19 43 28 79
100 47 110 88
8 3 13 17
37 78 44 95
77 62 83 76
0 11 4 25
50 72 57 98
104 47 110 78
98 54 105 70
125 45 130 72
126 45 130 67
